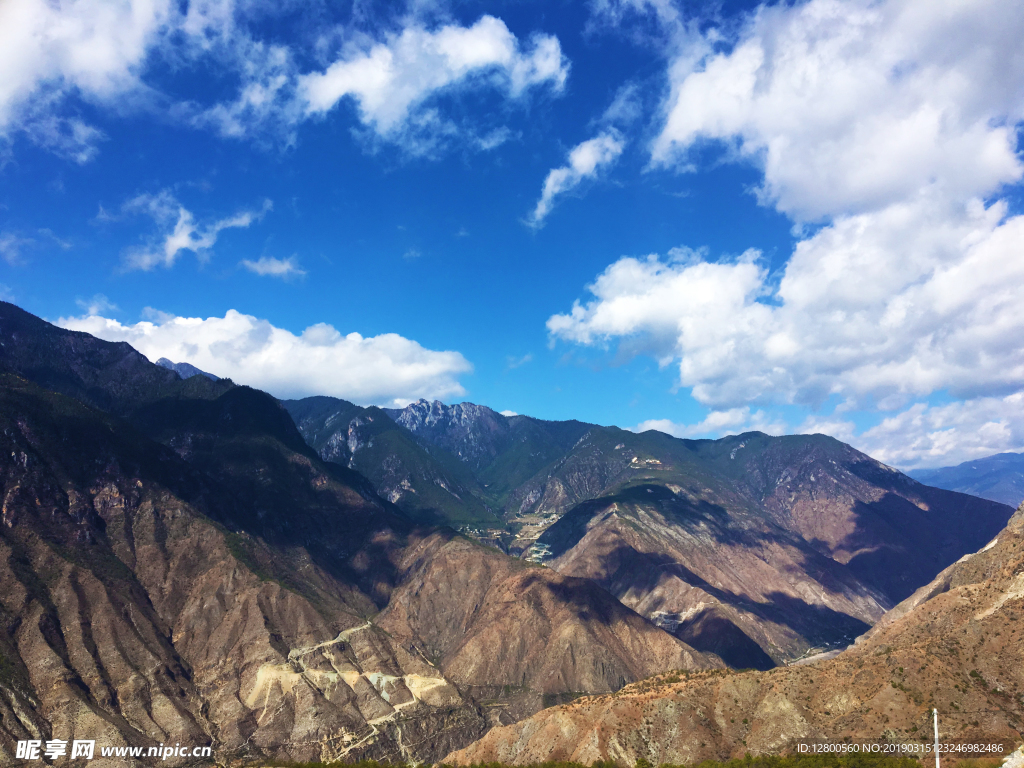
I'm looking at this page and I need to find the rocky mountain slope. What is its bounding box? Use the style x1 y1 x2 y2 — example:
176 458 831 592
538 483 885 669
0 302 718 764
0 302 233 416
383 400 591 504
531 431 1011 666
910 452 1024 508
0 374 471 766
288 394 1013 668
446 501 1024 765
283 397 498 527
287 396 593 531
156 357 219 381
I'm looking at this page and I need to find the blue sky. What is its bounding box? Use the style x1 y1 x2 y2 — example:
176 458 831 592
1 0 1023 469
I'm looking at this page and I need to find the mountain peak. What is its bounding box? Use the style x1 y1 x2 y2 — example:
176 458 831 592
156 357 219 381
383 399 510 466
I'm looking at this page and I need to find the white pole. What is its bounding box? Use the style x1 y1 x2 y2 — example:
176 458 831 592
934 708 940 768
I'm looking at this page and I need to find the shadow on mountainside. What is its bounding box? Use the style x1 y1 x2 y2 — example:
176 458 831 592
675 607 775 670
594 543 871 663
513 571 627 629
128 386 414 604
540 486 762 560
837 484 1011 603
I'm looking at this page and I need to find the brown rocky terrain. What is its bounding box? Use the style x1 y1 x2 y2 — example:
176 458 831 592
0 302 716 764
542 485 888 668
534 432 1012 666
288 399 1012 671
445 501 1024 765
0 376 487 766
378 535 715 697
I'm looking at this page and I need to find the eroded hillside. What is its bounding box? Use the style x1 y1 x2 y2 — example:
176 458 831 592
0 302 717 765
446 502 1024 765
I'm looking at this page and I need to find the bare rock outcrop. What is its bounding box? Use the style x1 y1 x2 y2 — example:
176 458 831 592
0 302 722 765
446 502 1024 765
378 535 718 695
0 377 488 765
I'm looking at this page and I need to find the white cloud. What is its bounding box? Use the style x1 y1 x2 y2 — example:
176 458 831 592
633 406 786 439
0 2 569 160
500 409 518 417
589 0 682 33
552 0 1024 473
0 0 172 158
601 82 643 127
651 0 1024 222
795 415 857 445
528 131 625 226
551 0 1024 429
795 405 1019 469
57 309 473 407
189 38 300 142
121 191 272 271
76 293 118 316
831 393 1024 470
298 16 568 148
633 391 1024 468
16 99 107 163
240 255 305 278
550 202 1024 410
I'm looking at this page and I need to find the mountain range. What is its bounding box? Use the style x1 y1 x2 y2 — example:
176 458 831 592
286 395 1012 669
909 453 1024 508
447 499 1024 764
0 302 713 765
0 300 1017 765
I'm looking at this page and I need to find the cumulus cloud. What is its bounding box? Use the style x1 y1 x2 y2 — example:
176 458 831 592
299 17 567 136
57 309 473 407
120 191 272 271
550 205 1024 410
0 0 171 157
550 0 1024 472
0 2 568 159
633 407 786 439
528 131 625 226
633 392 1024 468
651 0 1024 221
856 394 1024 469
797 393 1024 470
240 255 305 278
795 415 857 445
